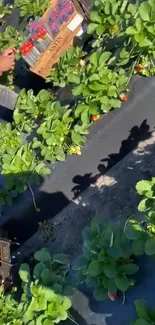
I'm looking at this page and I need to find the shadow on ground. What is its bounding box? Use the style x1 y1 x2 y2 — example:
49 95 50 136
0 119 153 244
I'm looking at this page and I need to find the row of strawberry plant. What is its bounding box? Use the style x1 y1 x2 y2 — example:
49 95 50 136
2 176 155 324
0 0 155 207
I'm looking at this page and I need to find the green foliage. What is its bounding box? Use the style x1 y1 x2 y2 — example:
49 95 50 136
0 121 50 207
18 248 72 324
87 0 129 48
0 26 24 52
0 249 72 325
73 218 139 301
0 287 26 325
130 300 155 325
123 178 155 257
72 50 128 115
46 46 87 87
14 0 50 18
14 89 55 132
0 0 12 18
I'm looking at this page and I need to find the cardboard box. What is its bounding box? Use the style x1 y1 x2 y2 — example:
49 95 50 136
30 0 87 78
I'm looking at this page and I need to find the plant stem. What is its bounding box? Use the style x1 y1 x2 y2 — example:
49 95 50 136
68 315 79 325
122 291 126 305
27 182 40 212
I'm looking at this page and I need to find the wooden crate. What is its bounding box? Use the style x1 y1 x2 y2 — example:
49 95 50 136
30 0 86 78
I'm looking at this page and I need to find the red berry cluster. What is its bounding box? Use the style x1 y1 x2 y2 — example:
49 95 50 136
32 26 47 41
20 40 34 55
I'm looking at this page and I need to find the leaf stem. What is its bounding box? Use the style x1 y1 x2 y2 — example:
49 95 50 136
27 182 40 212
68 314 79 325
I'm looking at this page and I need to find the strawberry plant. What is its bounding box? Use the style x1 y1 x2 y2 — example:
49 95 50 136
87 0 131 48
33 101 75 162
0 249 73 325
20 248 73 295
14 88 55 133
72 50 128 121
73 217 139 302
0 287 27 325
0 122 50 207
125 0 155 77
14 0 50 18
0 26 24 52
19 248 73 324
123 178 155 257
0 0 12 19
130 300 155 325
46 46 87 88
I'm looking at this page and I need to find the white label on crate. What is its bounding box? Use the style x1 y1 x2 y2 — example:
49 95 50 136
67 14 84 31
76 24 87 38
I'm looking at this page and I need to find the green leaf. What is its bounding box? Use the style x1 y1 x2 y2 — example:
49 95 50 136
145 238 155 255
87 261 102 276
134 300 150 321
63 297 72 310
119 263 139 274
90 11 102 23
136 180 152 196
107 246 123 258
53 254 69 265
34 248 51 262
126 26 138 35
41 268 51 285
75 103 89 118
93 286 107 301
115 274 129 291
38 295 47 311
135 18 142 32
68 74 80 84
124 222 142 240
135 34 152 47
87 23 98 34
72 256 88 270
53 283 62 294
37 90 51 102
103 264 117 279
89 51 99 67
138 199 148 212
72 84 83 96
19 263 30 283
33 262 46 278
108 85 117 97
135 320 151 325
132 239 145 256
36 315 46 325
71 130 84 145
55 148 65 162
99 52 111 65
81 109 89 124
76 270 86 283
139 2 151 21
43 319 54 325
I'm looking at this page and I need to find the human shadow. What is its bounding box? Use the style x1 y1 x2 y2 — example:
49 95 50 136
0 171 70 244
71 120 152 199
98 119 152 172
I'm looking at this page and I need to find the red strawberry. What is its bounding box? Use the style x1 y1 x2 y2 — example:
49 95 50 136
136 64 143 72
92 115 100 121
120 94 127 102
108 292 117 301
